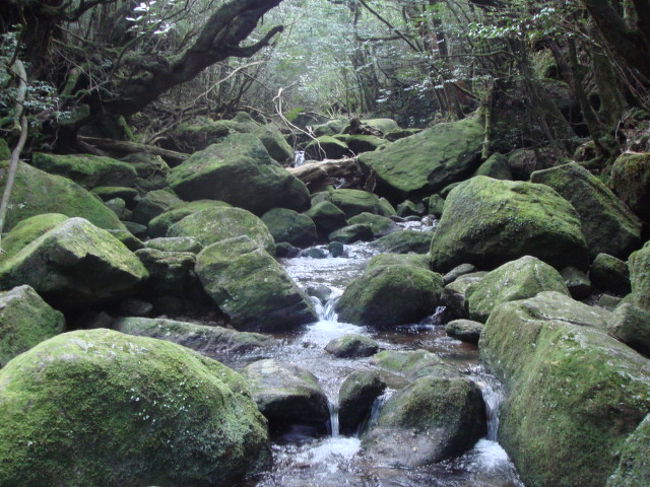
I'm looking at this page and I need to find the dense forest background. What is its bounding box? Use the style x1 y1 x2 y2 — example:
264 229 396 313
1 0 649 162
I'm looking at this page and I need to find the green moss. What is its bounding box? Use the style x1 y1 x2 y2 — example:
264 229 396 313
91 186 139 205
31 153 137 189
167 133 309 214
147 200 230 238
336 264 443 327
466 255 569 322
0 285 65 367
348 212 395 237
312 189 383 219
481 292 650 487
145 237 201 254
0 161 126 232
531 162 642 258
607 415 650 487
304 201 348 234
358 117 484 199
362 118 399 133
0 213 69 262
367 253 430 271
474 152 512 180
324 334 378 358
373 229 433 254
168 206 274 253
0 138 9 160
333 134 386 154
261 208 317 247
610 153 650 221
628 244 650 310
195 236 316 331
305 136 350 160
0 329 269 486
429 176 588 272
0 218 148 309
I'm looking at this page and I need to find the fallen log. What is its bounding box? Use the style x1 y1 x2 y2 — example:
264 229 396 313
78 136 190 165
289 157 372 192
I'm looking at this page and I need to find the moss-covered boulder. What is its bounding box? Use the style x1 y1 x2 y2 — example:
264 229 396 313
0 329 269 486
606 415 650 487
91 186 139 206
480 291 650 487
324 334 379 358
0 285 65 367
628 243 650 310
312 119 346 137
262 208 317 247
608 303 650 357
305 136 351 160
168 206 275 254
0 218 148 310
372 229 433 254
358 117 484 200
430 176 588 272
145 236 201 254
121 152 170 191
366 253 430 271
531 162 642 258
338 370 386 435
167 133 309 214
336 265 443 328
610 152 650 222
445 319 483 344
474 152 512 180
443 263 478 285
304 200 348 235
363 118 400 133
466 256 569 322
363 375 486 466
115 317 273 361
242 359 330 436
561 266 592 299
30 152 137 189
0 213 69 262
371 349 457 382
334 134 386 154
348 212 397 237
196 236 316 332
0 161 125 232
132 189 183 225
328 223 374 244
590 253 631 295
312 188 384 218
147 199 230 238
135 248 196 295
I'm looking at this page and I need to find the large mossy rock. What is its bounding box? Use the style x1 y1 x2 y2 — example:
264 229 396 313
0 218 148 310
366 252 430 271
115 317 273 360
30 152 137 189
305 136 350 160
132 189 183 225
147 199 230 238
348 212 396 237
134 248 196 295
606 415 650 487
338 370 386 435
121 152 170 192
312 188 384 218
531 162 642 258
480 291 650 487
363 375 486 466
196 236 316 332
0 161 126 232
474 152 512 180
429 176 588 272
167 206 275 253
358 117 484 200
304 201 348 235
242 359 330 436
0 329 269 487
261 208 317 247
336 265 443 328
372 229 433 254
0 213 69 262
610 152 650 222
628 243 650 310
0 285 65 367
466 255 569 322
167 133 309 215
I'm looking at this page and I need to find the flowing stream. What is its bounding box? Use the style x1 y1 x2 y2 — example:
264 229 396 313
239 218 524 487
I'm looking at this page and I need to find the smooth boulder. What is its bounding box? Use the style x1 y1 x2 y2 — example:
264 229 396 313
481 291 650 487
0 329 268 487
167 133 310 214
430 176 588 272
262 208 317 247
610 152 650 222
338 370 386 435
0 213 69 261
196 236 316 332
628 243 650 310
336 265 443 328
0 285 65 367
0 218 148 309
325 334 379 358
465 256 569 322
531 162 641 258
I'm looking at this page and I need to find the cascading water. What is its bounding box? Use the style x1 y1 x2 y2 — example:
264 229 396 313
247 218 526 487
293 150 306 167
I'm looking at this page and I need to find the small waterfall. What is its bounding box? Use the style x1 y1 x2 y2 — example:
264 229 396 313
293 150 306 167
365 389 394 430
328 402 340 437
471 369 505 441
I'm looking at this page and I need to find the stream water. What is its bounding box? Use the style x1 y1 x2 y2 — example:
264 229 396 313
235 218 525 487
